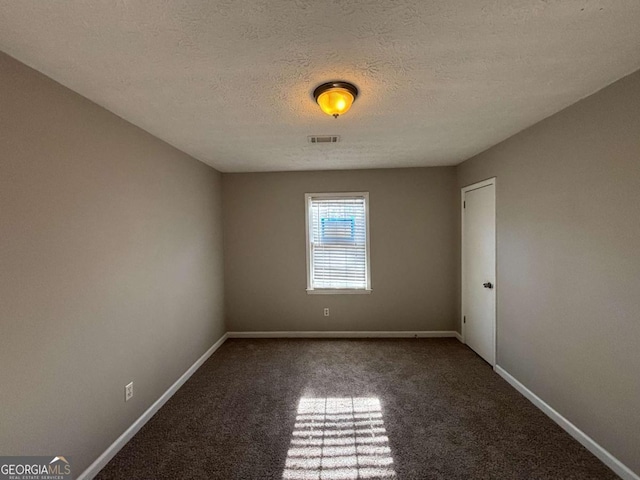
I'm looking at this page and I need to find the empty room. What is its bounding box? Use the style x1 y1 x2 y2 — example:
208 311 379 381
1 1 639 479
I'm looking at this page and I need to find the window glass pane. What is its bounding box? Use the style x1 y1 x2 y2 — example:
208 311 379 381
309 195 368 290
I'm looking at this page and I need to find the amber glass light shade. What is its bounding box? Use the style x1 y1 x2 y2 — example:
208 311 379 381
313 82 358 118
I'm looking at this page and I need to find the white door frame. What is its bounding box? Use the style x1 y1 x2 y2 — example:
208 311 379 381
461 177 497 368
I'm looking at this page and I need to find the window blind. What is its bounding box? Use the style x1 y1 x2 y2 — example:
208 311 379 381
308 195 369 290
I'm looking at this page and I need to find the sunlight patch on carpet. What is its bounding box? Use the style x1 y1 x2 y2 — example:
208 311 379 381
282 397 397 480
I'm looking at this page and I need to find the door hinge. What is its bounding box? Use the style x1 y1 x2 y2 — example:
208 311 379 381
463 316 466 324
463 201 466 208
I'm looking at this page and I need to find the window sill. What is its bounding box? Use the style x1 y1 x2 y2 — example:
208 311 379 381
306 289 372 295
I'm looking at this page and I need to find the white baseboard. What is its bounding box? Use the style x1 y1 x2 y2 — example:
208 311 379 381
496 366 638 480
227 330 460 339
77 333 229 480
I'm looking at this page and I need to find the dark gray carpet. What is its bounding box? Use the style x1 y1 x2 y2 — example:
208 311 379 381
96 339 617 479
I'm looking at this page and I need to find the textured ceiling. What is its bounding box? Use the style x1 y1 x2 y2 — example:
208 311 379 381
1 1 640 172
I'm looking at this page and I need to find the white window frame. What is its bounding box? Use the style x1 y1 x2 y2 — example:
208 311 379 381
305 192 372 294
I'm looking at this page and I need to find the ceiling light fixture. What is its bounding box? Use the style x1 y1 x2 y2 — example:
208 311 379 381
313 81 358 118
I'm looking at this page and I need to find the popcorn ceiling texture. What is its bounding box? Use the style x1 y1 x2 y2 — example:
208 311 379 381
1 0 639 172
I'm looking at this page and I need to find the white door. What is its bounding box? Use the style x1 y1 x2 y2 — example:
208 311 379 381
462 179 496 366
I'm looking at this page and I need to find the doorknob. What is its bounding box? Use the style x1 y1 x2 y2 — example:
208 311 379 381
483 282 493 289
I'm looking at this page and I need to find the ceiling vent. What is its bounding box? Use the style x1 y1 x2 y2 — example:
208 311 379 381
308 135 340 144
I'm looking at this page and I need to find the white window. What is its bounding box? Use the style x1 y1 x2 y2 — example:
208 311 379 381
305 192 371 294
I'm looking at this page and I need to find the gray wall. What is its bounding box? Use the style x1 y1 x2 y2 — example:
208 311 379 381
0 52 225 475
223 168 457 332
457 70 640 474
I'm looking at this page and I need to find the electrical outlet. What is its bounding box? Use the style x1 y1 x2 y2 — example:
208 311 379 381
323 307 330 317
125 382 134 402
